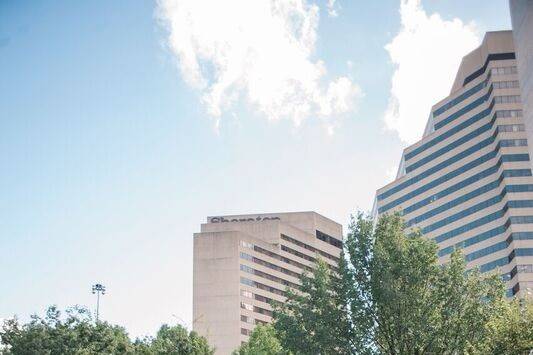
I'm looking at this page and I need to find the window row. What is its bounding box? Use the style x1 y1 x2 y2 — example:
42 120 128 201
382 129 497 200
400 167 529 217
496 124 525 132
281 234 339 263
495 109 523 118
462 52 516 86
240 315 267 326
405 86 522 164
252 244 312 272
406 121 526 175
509 248 533 260
434 208 533 245
494 95 521 104
384 156 530 216
405 121 493 173
406 179 500 227
240 302 274 317
403 100 494 163
240 264 299 289
490 66 517 76
433 80 487 117
507 232 533 243
316 230 343 249
434 209 505 244
240 252 301 278
241 240 331 274
493 80 519 89
434 88 491 130
433 65 517 118
407 89 523 173
240 277 286 297
464 240 507 262
409 179 533 229
499 139 527 147
439 223 533 259
241 288 274 305
405 108 525 174
420 194 518 235
510 264 533 279
382 150 528 211
439 223 511 257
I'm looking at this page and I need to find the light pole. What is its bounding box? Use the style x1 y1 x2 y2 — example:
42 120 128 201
91 283 106 322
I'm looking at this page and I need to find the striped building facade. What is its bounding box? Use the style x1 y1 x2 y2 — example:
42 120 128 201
375 31 533 297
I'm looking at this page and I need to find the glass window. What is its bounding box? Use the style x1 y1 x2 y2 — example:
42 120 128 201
240 252 253 261
241 315 254 324
241 289 253 298
240 302 253 311
405 101 494 161
494 95 521 104
240 240 254 249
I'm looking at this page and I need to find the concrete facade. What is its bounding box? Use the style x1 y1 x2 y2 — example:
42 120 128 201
193 212 343 354
376 31 533 298
510 0 533 170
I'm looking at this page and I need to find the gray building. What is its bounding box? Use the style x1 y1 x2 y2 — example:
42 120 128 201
375 31 533 298
193 212 343 354
510 0 533 169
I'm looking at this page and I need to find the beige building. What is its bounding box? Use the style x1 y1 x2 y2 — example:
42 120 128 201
375 31 533 297
193 212 343 354
510 0 533 169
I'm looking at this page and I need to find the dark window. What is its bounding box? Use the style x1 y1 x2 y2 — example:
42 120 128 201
316 230 343 249
462 53 515 86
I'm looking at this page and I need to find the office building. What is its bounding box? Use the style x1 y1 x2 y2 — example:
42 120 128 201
193 212 343 354
510 0 533 168
375 31 533 297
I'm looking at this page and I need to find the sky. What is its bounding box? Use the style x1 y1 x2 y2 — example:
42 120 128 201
0 0 512 338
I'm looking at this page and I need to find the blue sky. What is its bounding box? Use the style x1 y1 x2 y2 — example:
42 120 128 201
0 0 511 338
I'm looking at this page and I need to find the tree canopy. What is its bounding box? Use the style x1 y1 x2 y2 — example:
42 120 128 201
0 306 213 355
232 325 284 355
265 212 533 355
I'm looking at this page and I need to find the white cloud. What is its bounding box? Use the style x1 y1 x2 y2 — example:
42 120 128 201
384 0 480 144
156 0 361 129
327 0 339 17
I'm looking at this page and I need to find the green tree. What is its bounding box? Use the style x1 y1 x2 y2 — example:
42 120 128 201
473 298 533 354
0 306 134 354
232 324 284 355
355 213 505 354
273 212 508 354
274 259 354 354
146 324 213 355
0 306 214 355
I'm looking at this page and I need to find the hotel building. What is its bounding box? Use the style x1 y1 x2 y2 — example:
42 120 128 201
375 31 533 297
193 212 343 354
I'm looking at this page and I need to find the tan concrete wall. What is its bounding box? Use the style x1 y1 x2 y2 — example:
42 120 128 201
193 212 342 354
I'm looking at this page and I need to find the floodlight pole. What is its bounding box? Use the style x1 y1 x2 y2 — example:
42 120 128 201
91 283 106 322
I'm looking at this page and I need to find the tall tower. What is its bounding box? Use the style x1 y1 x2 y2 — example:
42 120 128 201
510 0 533 170
375 31 533 298
193 212 342 354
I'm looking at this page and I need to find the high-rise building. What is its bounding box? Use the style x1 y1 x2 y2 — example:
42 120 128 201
375 31 533 298
193 212 343 354
510 0 533 168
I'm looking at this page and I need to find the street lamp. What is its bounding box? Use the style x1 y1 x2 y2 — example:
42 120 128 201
91 283 106 322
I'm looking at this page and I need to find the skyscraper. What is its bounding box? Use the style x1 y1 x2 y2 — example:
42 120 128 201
375 31 533 298
193 212 342 354
510 0 533 169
